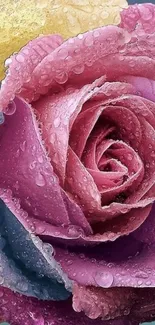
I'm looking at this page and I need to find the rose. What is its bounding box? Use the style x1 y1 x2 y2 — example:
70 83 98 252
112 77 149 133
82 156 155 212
0 3 155 325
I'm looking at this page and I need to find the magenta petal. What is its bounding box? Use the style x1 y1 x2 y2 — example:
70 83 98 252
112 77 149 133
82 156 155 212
118 76 155 102
133 203 155 244
0 96 91 239
34 78 104 184
73 284 135 320
0 97 70 227
55 238 155 289
0 286 131 325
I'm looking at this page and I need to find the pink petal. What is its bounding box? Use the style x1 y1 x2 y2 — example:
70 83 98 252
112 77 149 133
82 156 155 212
111 95 155 133
65 147 101 213
0 286 108 325
34 78 104 184
73 284 155 322
1 4 155 111
0 97 69 226
19 4 155 100
120 3 155 34
118 76 155 102
0 97 92 238
73 284 135 320
89 81 138 103
126 119 155 203
82 126 115 170
70 100 109 159
0 34 63 109
55 235 155 288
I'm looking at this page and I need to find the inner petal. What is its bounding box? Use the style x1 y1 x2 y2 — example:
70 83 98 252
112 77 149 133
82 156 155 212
65 147 101 213
34 78 105 185
82 126 115 170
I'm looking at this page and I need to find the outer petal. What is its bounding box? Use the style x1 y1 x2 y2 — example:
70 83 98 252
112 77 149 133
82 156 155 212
0 34 64 108
17 4 155 104
73 284 136 320
34 77 104 184
0 199 71 300
132 203 155 244
55 236 155 289
0 97 69 227
0 97 92 240
1 5 155 110
73 284 155 323
0 0 127 80
0 286 134 325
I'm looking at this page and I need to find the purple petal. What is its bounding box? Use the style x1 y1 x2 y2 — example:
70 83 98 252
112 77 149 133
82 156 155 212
0 287 135 325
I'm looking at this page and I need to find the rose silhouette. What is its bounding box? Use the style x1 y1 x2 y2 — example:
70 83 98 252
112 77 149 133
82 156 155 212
0 3 155 325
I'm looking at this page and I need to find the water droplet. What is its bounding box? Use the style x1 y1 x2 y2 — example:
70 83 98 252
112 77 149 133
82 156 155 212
129 60 135 68
134 270 148 279
16 54 25 63
94 271 114 288
54 117 61 128
127 154 133 161
0 275 4 284
43 243 54 255
93 30 100 38
5 57 12 67
20 140 26 152
29 161 36 170
66 260 73 266
35 173 46 187
79 253 85 259
137 280 143 286
72 64 84 74
145 280 152 286
16 281 28 292
4 101 16 115
107 263 114 268
54 71 68 84
84 35 94 47
0 112 5 124
30 224 36 233
38 156 44 163
67 226 81 237
77 34 83 39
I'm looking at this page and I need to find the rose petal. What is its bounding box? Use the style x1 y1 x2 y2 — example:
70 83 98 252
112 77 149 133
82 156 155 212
1 4 155 110
110 95 155 135
132 203 155 245
0 97 69 227
0 287 121 325
73 284 136 320
73 284 155 323
19 4 155 101
55 235 155 289
82 126 115 170
118 76 155 102
34 77 104 184
0 96 91 238
120 4 155 34
0 199 71 300
65 147 101 212
0 34 63 108
126 119 155 203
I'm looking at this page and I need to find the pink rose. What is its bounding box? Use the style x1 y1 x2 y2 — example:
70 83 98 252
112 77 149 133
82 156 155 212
0 3 155 325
